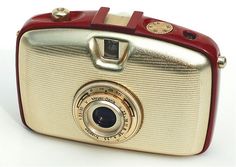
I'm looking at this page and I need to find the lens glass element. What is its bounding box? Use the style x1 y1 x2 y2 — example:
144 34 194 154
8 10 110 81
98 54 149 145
92 107 117 128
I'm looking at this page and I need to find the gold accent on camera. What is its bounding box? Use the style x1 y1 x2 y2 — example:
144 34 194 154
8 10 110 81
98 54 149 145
146 21 173 34
18 29 212 155
73 81 143 143
104 14 130 26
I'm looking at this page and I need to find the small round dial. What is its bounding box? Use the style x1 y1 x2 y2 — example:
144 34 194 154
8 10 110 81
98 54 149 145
146 21 173 34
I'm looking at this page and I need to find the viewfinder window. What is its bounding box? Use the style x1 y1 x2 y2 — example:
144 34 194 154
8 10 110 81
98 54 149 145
104 39 119 60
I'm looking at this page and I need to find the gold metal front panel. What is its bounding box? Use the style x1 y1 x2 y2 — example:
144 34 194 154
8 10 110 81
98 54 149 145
18 29 212 155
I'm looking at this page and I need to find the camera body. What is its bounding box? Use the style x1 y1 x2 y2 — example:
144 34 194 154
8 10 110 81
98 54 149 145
16 7 224 155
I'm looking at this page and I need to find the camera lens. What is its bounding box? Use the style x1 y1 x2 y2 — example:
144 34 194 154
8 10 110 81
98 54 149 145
92 107 116 128
73 81 143 143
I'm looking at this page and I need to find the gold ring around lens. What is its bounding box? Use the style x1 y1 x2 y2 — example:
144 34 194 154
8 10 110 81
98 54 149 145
72 80 143 143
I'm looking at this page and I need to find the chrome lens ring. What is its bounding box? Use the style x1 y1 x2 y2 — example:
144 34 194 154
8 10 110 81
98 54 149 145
73 80 143 143
82 96 127 138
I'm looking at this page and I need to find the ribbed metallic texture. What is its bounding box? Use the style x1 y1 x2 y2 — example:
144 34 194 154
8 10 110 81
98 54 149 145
19 29 212 155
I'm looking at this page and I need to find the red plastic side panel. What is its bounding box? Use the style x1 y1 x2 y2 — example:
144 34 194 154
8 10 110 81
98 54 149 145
16 7 220 154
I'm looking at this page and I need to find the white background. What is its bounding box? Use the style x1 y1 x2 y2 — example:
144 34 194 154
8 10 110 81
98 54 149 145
0 0 235 167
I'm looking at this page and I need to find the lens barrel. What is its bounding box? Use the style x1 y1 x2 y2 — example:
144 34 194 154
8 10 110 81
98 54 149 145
73 81 143 143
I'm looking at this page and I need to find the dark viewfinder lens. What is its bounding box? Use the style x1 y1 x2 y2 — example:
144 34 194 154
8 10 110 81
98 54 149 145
104 39 119 60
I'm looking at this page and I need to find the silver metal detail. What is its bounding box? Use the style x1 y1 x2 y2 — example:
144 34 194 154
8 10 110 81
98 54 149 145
52 7 70 21
89 37 129 71
217 56 227 68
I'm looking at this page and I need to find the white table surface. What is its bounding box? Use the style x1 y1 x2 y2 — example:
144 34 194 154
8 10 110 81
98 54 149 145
0 1 235 166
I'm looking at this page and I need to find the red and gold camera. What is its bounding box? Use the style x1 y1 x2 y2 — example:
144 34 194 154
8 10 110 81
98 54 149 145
16 7 226 156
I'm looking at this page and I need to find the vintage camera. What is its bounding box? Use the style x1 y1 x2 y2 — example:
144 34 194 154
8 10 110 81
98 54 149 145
16 7 226 156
